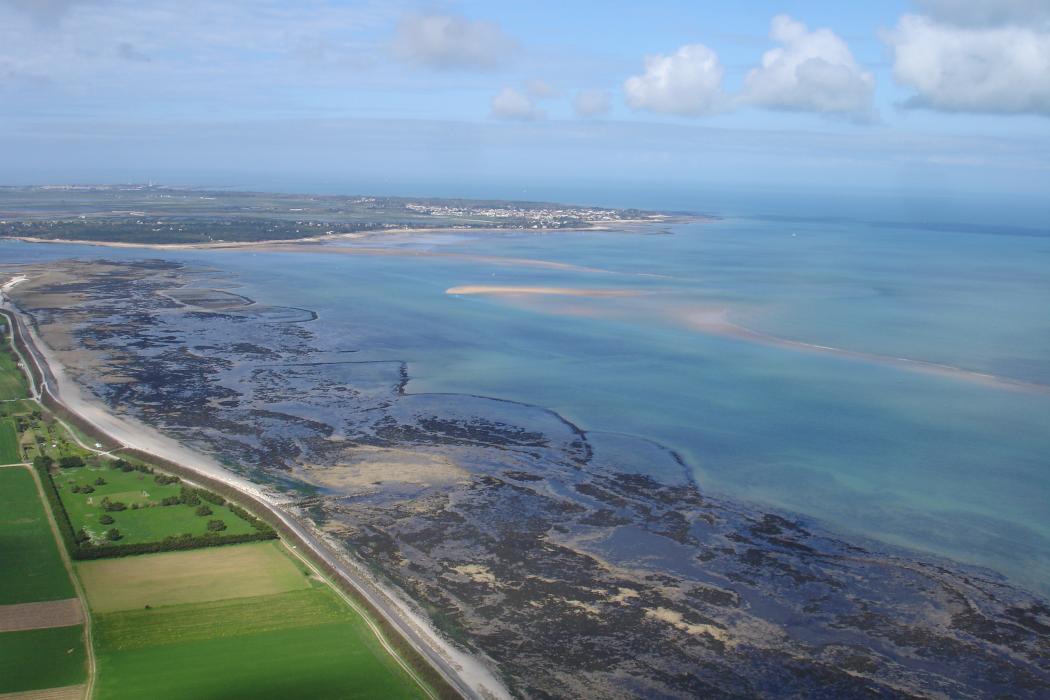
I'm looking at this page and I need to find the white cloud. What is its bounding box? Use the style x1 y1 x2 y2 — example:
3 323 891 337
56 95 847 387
573 89 611 118
912 0 1050 27
742 15 874 120
886 14 1050 115
623 44 724 116
526 79 559 99
490 87 543 121
394 12 516 70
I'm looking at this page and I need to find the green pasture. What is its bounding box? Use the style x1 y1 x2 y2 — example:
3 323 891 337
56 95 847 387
0 340 28 401
0 419 19 463
54 464 256 545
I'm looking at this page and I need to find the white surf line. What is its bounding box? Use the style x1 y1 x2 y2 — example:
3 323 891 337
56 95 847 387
0 295 508 700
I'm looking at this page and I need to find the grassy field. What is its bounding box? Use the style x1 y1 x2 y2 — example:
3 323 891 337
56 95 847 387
0 419 19 463
0 468 74 604
77 541 310 613
0 337 29 401
0 625 87 693
87 544 426 700
53 464 257 546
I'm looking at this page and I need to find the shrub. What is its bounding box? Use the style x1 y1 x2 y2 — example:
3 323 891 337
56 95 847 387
180 487 201 506
58 455 85 469
33 454 54 470
105 528 122 541
160 496 181 506
99 514 114 525
95 477 107 486
80 484 95 494
195 505 213 517
103 499 127 512
154 474 180 486
206 519 227 532
199 490 226 506
71 484 81 494
75 529 91 544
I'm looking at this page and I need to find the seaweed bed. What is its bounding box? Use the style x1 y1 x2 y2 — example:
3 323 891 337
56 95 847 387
10 259 1050 699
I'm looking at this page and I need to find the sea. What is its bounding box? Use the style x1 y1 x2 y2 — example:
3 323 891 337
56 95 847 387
3 184 1049 597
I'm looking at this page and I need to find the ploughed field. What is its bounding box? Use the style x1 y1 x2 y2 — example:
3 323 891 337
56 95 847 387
83 543 426 700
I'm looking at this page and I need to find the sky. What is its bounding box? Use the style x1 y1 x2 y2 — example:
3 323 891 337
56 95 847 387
1 0 1049 202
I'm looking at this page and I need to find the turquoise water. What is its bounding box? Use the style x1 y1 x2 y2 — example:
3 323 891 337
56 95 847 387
3 192 1049 595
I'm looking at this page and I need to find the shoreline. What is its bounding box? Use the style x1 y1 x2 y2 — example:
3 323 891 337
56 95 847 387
0 216 698 252
0 287 508 700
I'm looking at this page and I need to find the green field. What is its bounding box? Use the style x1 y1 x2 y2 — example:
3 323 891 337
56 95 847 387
86 543 426 700
78 541 309 613
0 467 74 604
54 464 257 546
0 337 29 401
0 419 19 463
93 592 423 700
0 625 87 693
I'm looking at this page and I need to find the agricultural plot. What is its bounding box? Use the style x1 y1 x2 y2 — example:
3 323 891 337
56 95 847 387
89 553 425 700
0 419 19 463
0 468 74 604
0 625 87 694
52 463 257 546
77 541 309 613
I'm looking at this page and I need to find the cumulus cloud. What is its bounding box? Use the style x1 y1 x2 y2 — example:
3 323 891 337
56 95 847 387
490 87 543 121
742 15 874 120
525 79 559 99
886 13 1050 115
573 89 611 118
623 44 725 116
912 0 1050 27
394 12 516 70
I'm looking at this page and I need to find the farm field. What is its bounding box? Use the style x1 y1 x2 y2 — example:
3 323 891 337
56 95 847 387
85 543 427 700
53 463 257 546
0 467 74 604
0 419 19 463
77 541 309 612
0 625 87 694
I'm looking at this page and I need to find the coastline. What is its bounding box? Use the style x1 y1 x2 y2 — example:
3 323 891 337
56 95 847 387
1 216 695 252
0 289 509 700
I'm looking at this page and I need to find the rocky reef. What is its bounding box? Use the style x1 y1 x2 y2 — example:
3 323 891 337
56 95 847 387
10 259 1050 699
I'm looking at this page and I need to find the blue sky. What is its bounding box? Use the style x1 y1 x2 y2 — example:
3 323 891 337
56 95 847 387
1 0 1048 200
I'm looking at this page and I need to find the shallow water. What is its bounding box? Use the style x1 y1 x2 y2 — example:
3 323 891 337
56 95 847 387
3 191 1049 596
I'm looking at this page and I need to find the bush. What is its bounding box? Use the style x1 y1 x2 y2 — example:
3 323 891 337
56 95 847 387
58 455 85 469
180 487 201 506
80 484 94 494
160 496 181 506
199 490 226 506
206 519 227 532
101 497 127 512
105 528 122 541
75 529 91 544
33 454 54 471
195 505 213 517
154 474 180 486
99 514 114 525
71 484 81 493
95 477 107 486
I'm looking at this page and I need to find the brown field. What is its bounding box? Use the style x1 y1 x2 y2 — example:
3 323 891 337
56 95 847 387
76 542 310 613
0 599 83 633
0 685 84 700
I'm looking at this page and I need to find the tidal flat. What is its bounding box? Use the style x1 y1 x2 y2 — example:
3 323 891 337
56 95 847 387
5 257 1049 698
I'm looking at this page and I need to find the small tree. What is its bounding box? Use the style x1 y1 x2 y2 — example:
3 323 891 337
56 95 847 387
195 505 213 517
105 528 122 541
80 484 95 494
95 477 107 486
99 513 115 525
32 454 53 471
206 519 227 532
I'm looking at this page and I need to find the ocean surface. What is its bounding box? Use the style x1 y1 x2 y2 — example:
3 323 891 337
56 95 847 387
4 187 1049 596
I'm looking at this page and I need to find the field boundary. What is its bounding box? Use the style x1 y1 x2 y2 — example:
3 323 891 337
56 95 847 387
0 599 83 633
